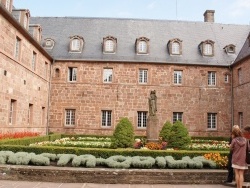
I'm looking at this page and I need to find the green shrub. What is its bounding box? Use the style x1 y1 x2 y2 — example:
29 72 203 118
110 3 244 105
159 121 173 142
168 121 191 149
111 117 134 148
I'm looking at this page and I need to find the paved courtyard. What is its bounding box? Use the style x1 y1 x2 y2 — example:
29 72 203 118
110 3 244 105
0 180 238 188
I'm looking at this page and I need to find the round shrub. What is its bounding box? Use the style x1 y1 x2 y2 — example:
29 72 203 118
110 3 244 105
168 121 191 149
159 121 172 142
111 117 134 148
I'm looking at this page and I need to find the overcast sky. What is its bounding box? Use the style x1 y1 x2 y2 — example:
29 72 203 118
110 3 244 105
14 0 250 25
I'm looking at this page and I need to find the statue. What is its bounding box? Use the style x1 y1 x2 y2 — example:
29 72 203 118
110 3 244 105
148 90 157 116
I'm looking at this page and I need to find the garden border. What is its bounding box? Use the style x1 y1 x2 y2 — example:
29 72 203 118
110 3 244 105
0 164 231 184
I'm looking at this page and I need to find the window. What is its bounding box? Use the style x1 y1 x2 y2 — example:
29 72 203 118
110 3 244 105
9 99 16 124
14 37 21 60
103 68 113 83
32 52 37 71
224 44 236 54
199 40 214 56
174 70 182 84
238 68 242 85
28 104 33 125
168 38 182 55
207 113 217 130
55 68 60 78
44 62 48 79
103 36 117 53
173 112 183 123
65 109 76 126
69 36 84 52
239 112 243 128
208 71 216 86
137 111 147 128
135 37 149 54
68 67 77 82
43 38 55 49
42 107 45 126
102 110 112 127
139 69 148 84
224 74 229 83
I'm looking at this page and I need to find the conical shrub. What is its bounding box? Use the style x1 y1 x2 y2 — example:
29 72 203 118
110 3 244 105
159 121 173 142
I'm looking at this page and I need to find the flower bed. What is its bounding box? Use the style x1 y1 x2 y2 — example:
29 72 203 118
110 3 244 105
0 131 40 140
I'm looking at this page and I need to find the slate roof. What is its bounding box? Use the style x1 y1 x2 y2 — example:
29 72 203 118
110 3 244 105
30 17 250 66
234 32 250 64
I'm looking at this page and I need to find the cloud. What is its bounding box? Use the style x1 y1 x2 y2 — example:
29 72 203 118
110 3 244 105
147 1 156 10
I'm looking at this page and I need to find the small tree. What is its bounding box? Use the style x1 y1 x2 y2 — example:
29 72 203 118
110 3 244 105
168 121 191 149
159 121 172 142
111 117 134 148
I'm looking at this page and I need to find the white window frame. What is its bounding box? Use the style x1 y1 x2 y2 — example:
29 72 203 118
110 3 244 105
172 42 180 55
139 69 148 84
68 67 77 82
174 70 182 84
65 109 76 126
103 68 113 83
138 41 147 54
208 71 216 86
207 113 217 130
204 43 213 56
102 110 112 127
137 111 147 128
173 112 183 123
105 40 114 53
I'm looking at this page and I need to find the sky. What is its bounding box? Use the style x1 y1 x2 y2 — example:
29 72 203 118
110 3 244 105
14 0 250 25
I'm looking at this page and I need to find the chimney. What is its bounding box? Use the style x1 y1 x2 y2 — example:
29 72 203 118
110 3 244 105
203 10 215 23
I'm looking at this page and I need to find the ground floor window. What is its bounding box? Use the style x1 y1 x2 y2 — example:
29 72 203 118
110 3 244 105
173 112 183 123
207 113 217 129
65 109 76 126
137 111 147 128
102 110 112 127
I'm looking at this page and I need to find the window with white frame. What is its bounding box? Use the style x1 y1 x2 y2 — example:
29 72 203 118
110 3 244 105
204 43 213 56
207 113 217 129
32 51 36 71
65 109 76 126
9 99 16 124
172 42 180 55
28 104 33 125
208 71 216 86
103 68 113 83
137 111 147 128
239 112 243 128
102 110 112 127
174 70 182 84
70 36 84 52
173 112 183 123
136 37 149 54
105 40 114 53
68 67 77 82
138 41 147 54
15 37 20 59
139 69 148 84
238 68 242 85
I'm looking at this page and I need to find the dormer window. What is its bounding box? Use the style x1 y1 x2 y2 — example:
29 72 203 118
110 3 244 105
43 38 55 49
168 38 182 55
135 37 149 54
199 40 215 57
224 44 236 54
103 36 117 53
69 36 84 53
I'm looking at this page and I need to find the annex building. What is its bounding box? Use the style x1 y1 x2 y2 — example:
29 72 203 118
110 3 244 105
1 0 250 137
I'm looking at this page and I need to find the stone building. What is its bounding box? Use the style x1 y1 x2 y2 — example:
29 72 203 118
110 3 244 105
1 1 250 137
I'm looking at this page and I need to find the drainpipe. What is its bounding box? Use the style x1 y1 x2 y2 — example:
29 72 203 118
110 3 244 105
46 59 54 135
230 66 234 131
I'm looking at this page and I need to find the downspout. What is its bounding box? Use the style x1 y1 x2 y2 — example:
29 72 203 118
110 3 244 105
46 59 54 135
230 65 234 131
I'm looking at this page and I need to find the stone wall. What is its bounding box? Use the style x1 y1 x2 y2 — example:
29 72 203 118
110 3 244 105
49 61 232 137
0 165 228 184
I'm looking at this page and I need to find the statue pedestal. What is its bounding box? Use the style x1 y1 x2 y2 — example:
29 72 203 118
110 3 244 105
146 116 159 142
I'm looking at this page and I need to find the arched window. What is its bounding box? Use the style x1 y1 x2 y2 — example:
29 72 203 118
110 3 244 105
69 36 84 52
223 44 236 54
168 38 182 55
199 40 214 56
103 36 117 53
135 37 149 54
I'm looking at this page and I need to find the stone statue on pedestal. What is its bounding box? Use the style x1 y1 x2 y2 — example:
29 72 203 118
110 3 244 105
148 90 157 116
